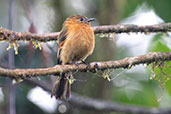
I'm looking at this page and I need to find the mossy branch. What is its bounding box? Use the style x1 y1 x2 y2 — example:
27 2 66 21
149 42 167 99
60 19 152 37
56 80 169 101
0 52 170 79
0 23 171 42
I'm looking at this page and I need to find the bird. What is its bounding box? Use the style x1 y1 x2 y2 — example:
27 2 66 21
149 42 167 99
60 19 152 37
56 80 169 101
51 15 95 100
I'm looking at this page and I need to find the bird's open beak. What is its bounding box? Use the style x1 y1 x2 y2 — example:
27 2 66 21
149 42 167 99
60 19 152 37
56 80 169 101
87 18 95 22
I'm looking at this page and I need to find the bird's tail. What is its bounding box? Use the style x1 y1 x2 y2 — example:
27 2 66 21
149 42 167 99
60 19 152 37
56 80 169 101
51 73 71 99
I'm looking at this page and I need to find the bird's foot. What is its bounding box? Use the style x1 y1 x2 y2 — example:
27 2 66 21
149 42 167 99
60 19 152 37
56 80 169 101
81 60 91 69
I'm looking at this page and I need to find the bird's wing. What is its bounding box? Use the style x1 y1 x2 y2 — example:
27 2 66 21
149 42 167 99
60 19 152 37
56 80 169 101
57 26 68 64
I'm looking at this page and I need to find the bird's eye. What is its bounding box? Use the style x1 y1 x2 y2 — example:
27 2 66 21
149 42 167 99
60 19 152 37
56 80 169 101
79 17 84 21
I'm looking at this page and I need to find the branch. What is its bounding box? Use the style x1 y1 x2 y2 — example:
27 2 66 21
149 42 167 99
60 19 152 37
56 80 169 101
94 23 171 34
0 23 171 42
26 79 171 114
0 52 170 79
69 93 171 114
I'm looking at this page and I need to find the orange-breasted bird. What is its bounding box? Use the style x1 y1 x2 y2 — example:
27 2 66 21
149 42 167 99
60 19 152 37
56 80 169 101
51 15 95 99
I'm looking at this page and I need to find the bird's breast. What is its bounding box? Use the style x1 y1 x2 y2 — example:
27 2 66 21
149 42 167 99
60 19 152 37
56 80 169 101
60 25 95 64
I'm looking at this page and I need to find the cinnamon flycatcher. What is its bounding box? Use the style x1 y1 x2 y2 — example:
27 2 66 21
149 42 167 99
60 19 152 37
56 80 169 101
51 15 95 99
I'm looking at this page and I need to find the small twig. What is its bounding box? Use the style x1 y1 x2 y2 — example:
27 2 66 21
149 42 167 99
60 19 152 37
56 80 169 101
7 0 16 114
0 23 171 42
0 52 170 79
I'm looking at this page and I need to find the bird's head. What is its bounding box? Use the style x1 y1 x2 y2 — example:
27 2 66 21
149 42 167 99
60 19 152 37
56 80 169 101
64 15 95 26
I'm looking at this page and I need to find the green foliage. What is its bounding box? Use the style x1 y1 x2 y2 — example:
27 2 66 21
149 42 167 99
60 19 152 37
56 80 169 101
122 0 171 22
148 33 171 101
112 81 158 107
148 33 171 52
122 0 144 19
144 0 171 22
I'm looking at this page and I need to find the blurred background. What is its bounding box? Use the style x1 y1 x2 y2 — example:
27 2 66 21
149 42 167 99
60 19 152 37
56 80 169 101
0 0 171 114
